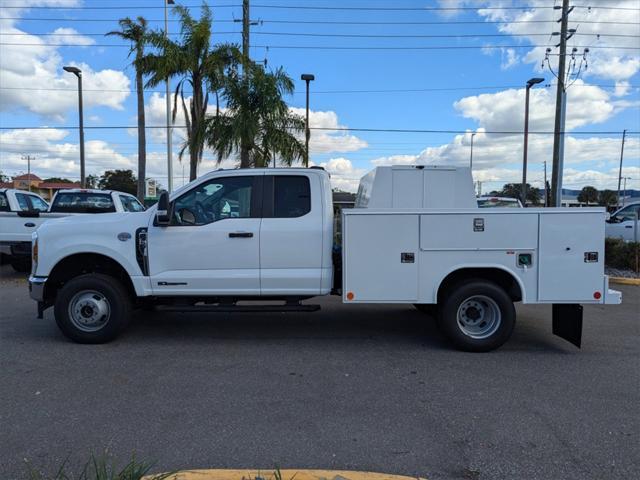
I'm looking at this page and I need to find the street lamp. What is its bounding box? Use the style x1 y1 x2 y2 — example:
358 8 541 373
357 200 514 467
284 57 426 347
301 73 315 167
165 0 175 191
521 77 544 207
63 66 86 188
469 132 476 170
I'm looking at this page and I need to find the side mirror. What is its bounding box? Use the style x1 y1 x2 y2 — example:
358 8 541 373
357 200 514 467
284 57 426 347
17 210 41 218
155 191 171 226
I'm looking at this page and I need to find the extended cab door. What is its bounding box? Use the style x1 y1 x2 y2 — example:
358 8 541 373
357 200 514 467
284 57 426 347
147 174 263 296
259 173 326 295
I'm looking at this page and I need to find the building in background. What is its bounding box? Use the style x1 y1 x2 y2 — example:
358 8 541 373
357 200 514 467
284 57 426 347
0 174 80 200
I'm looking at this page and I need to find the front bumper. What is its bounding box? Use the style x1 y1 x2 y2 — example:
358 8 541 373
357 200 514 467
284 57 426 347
29 276 47 302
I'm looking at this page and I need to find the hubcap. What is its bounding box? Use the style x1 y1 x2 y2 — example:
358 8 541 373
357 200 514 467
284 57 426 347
68 290 111 332
456 295 502 339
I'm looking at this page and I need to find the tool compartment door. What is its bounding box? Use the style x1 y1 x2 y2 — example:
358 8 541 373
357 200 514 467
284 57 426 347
343 214 419 302
538 212 604 302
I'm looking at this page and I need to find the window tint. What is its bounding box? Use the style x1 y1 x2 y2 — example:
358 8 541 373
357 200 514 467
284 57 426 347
51 193 116 213
616 205 640 222
273 176 311 218
172 176 254 226
15 193 31 211
28 195 49 212
119 195 145 212
0 193 9 212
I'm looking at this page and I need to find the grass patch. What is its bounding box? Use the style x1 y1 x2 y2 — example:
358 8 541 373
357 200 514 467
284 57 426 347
27 455 174 480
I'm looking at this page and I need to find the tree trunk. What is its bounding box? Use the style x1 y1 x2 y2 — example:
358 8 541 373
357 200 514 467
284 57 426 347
135 66 146 201
189 147 198 181
240 143 250 168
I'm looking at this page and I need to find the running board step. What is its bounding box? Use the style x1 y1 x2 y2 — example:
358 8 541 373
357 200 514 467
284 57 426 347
156 304 321 313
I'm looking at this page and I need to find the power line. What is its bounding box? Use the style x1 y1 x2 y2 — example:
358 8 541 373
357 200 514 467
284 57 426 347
4 31 638 39
2 42 637 50
1 3 637 11
1 125 637 135
3 17 638 26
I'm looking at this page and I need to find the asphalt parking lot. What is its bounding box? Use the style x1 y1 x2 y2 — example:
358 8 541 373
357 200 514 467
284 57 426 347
1 264 639 480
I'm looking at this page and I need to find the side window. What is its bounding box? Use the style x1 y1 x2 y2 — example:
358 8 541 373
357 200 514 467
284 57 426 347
15 193 31 211
616 205 639 222
0 193 9 212
119 195 145 212
172 176 254 226
273 176 311 218
28 195 49 212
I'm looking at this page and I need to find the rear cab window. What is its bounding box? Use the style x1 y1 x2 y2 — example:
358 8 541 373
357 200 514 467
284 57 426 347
0 192 9 212
119 195 145 212
28 195 49 212
272 175 311 218
50 192 116 213
15 193 32 211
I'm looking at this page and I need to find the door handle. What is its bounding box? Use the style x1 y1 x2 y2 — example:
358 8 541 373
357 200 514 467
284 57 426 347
229 232 253 238
24 222 36 227
625 225 633 228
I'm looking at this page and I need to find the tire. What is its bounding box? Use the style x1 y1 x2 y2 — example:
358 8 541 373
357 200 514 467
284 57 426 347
438 279 515 352
10 257 31 273
413 303 437 316
54 273 132 344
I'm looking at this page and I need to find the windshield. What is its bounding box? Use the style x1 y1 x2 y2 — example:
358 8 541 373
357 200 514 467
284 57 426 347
50 192 116 213
477 198 521 208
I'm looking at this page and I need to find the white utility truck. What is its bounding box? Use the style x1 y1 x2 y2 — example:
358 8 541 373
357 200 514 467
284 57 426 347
29 166 621 351
1 189 144 272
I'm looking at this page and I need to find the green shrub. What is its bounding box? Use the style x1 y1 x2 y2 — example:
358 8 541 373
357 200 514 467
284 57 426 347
605 238 640 272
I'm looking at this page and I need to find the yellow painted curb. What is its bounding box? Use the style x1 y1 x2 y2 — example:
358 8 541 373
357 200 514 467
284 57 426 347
610 276 640 286
146 469 426 480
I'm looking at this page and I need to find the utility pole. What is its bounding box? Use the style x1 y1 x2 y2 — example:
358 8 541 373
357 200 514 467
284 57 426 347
165 0 174 192
616 129 627 208
622 177 631 207
550 0 571 207
242 0 250 63
469 132 476 170
544 161 548 207
22 155 35 192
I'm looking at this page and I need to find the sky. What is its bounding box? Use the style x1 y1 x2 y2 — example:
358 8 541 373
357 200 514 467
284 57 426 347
0 0 639 194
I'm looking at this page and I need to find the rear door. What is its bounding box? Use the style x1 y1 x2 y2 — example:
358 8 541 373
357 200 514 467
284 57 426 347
259 173 324 295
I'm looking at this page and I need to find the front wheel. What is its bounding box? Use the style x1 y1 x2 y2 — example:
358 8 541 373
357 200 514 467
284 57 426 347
438 280 515 352
54 273 132 343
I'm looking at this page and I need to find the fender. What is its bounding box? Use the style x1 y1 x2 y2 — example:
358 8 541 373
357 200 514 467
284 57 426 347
433 263 527 303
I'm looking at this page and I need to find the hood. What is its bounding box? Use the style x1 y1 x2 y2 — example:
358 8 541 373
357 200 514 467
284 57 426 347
37 211 151 238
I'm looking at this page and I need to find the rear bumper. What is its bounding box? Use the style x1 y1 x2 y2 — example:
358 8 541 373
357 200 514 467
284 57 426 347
603 276 622 305
29 276 47 302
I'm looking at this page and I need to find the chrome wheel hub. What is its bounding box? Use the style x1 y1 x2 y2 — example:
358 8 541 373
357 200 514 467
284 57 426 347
456 295 501 339
68 290 111 332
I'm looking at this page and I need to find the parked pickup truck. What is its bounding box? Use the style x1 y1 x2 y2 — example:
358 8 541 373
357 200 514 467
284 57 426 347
29 166 621 351
1 188 144 272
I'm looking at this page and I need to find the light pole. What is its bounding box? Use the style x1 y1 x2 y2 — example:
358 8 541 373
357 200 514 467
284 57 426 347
543 160 548 207
301 73 315 167
165 0 175 191
63 66 85 188
521 77 544 207
469 132 476 170
622 177 632 207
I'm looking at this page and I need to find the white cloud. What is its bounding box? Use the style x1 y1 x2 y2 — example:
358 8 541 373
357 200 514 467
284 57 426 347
319 158 367 192
476 0 640 83
289 107 368 155
0 2 130 120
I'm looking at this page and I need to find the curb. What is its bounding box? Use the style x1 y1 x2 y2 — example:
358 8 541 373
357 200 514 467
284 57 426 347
609 276 640 286
147 470 427 480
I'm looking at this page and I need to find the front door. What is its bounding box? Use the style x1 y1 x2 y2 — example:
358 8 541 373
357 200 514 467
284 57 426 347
148 174 263 296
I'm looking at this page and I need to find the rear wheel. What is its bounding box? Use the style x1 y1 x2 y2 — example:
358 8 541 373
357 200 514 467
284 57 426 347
438 280 515 352
54 273 132 343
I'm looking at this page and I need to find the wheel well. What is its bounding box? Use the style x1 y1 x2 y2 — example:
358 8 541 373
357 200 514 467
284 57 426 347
45 253 135 302
437 268 523 303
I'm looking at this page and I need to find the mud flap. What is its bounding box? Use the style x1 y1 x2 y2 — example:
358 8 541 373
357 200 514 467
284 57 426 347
552 304 583 348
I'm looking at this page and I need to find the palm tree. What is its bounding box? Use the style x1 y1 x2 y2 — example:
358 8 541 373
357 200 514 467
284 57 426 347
106 17 148 201
207 63 306 168
140 4 240 181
